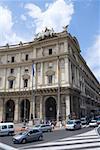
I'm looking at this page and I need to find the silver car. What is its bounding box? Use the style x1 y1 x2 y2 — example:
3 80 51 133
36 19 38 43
13 129 43 144
34 124 52 132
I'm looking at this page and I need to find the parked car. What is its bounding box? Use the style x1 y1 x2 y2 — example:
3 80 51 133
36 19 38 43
89 120 98 127
12 129 43 144
0 122 14 136
34 124 52 132
65 119 81 130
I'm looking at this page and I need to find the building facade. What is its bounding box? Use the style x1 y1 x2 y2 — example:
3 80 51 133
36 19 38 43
0 28 100 123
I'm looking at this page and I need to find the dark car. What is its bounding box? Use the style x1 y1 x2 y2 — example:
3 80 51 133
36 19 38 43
13 129 43 144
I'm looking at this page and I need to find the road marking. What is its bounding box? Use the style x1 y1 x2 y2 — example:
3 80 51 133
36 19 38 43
0 142 17 150
19 129 100 150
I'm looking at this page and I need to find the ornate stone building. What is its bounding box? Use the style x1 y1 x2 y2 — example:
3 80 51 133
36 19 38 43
0 28 100 123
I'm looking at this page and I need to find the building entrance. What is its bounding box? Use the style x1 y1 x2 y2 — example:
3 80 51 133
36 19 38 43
45 97 56 121
5 100 15 122
20 99 30 122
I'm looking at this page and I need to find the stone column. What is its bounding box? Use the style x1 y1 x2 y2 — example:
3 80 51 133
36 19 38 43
14 99 19 123
40 96 43 120
65 95 70 121
57 57 60 124
41 62 44 85
0 99 4 122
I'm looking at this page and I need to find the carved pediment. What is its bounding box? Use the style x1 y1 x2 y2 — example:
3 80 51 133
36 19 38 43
22 74 30 80
46 70 55 76
8 76 16 81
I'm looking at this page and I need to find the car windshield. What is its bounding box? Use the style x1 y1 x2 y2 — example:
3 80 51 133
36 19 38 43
91 120 96 123
67 120 74 124
34 125 40 128
18 131 27 135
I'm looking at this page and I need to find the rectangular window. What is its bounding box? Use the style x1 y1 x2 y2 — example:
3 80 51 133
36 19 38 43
8 125 13 129
9 80 13 89
24 79 28 87
25 69 29 73
2 125 7 129
11 56 14 63
10 68 14 74
48 75 52 84
25 54 29 61
49 49 52 55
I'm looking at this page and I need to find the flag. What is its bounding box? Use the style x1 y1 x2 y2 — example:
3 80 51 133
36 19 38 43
32 64 34 76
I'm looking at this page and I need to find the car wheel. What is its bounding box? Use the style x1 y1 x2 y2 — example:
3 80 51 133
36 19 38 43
8 132 12 136
21 139 26 144
38 136 43 141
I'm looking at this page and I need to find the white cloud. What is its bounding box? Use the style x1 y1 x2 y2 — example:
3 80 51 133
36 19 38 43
0 5 25 46
21 14 27 21
84 35 100 82
25 0 74 33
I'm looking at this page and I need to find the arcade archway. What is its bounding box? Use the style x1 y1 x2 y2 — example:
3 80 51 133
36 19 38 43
5 100 15 122
20 99 30 122
45 97 57 121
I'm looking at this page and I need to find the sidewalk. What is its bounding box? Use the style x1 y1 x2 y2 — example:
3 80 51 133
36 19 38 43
14 123 65 133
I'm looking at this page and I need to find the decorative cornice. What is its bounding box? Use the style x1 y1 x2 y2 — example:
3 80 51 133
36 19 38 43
46 70 55 76
8 76 16 81
22 74 30 80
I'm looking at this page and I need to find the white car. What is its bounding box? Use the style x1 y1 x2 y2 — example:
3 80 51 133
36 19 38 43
81 117 87 125
89 120 98 127
66 120 81 130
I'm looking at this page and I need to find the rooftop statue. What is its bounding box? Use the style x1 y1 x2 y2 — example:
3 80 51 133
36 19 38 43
63 25 69 31
35 27 55 40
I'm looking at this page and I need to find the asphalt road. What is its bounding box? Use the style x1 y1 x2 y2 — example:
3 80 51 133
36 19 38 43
0 127 92 149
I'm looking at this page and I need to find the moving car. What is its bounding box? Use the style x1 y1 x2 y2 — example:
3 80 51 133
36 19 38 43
89 120 98 127
34 124 52 132
13 129 43 144
81 117 87 125
96 118 100 125
0 122 14 136
66 119 81 130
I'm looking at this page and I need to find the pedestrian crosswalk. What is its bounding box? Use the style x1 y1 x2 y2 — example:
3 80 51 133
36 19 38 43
20 129 100 150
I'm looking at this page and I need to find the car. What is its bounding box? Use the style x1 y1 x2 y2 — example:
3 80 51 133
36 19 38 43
81 117 87 125
0 122 14 136
96 118 100 125
89 120 98 127
34 124 52 132
12 129 43 144
65 119 81 130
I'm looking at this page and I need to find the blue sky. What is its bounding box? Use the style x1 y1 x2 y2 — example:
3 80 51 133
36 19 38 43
0 0 100 81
